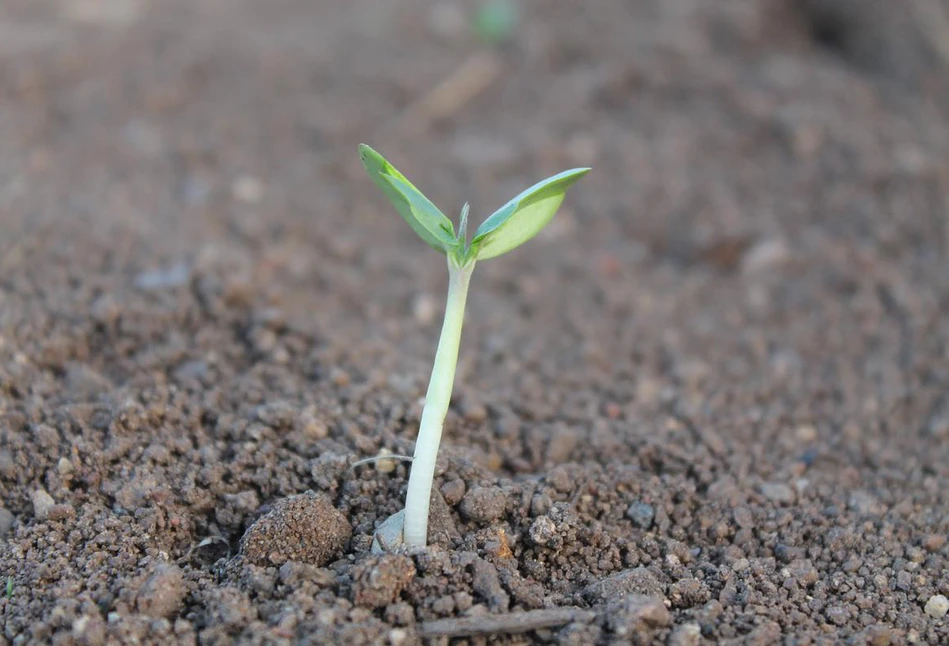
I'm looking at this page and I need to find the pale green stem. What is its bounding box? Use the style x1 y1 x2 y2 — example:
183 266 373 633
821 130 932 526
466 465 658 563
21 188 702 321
402 256 475 547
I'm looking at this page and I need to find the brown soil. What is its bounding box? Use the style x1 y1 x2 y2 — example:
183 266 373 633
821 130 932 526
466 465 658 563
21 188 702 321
2 0 949 644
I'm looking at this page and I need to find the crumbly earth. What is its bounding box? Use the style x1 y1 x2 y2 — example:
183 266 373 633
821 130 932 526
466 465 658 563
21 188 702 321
1 0 948 644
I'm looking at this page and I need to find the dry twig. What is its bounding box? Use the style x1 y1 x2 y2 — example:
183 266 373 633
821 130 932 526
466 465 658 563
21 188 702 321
419 608 597 638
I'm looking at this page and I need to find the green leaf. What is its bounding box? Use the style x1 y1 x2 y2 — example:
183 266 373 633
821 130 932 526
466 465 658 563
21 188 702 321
470 168 590 261
359 144 457 254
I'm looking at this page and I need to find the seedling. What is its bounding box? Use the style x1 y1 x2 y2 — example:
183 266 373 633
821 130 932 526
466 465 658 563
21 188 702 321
358 144 589 551
473 0 519 46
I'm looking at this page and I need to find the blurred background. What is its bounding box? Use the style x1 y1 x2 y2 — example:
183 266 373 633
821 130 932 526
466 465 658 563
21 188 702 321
2 0 947 261
2 0 947 398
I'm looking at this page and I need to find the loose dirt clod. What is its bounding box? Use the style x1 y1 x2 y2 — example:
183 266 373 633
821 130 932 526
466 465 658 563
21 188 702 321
602 594 672 643
352 555 416 609
459 485 507 524
582 567 666 604
135 563 186 619
240 492 351 567
668 578 710 609
470 557 509 610
669 622 702 646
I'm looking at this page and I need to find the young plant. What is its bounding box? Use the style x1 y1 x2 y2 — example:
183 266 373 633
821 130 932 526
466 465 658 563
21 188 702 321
359 144 589 551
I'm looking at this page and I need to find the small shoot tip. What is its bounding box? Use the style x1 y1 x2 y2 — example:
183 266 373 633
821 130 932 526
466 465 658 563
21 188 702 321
459 202 470 245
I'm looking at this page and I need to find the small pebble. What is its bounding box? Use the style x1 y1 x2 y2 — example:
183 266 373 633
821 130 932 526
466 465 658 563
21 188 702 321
529 516 558 547
825 605 850 626
439 479 466 506
32 489 55 521
896 570 912 591
923 534 946 552
626 502 655 529
775 544 805 563
924 594 948 619
136 563 186 619
760 482 795 505
848 490 882 515
530 493 552 517
863 624 893 646
732 507 754 529
786 559 819 587
388 628 410 646
461 401 488 424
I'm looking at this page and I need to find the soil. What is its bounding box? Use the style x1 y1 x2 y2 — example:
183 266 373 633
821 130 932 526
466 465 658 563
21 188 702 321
1 0 949 644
